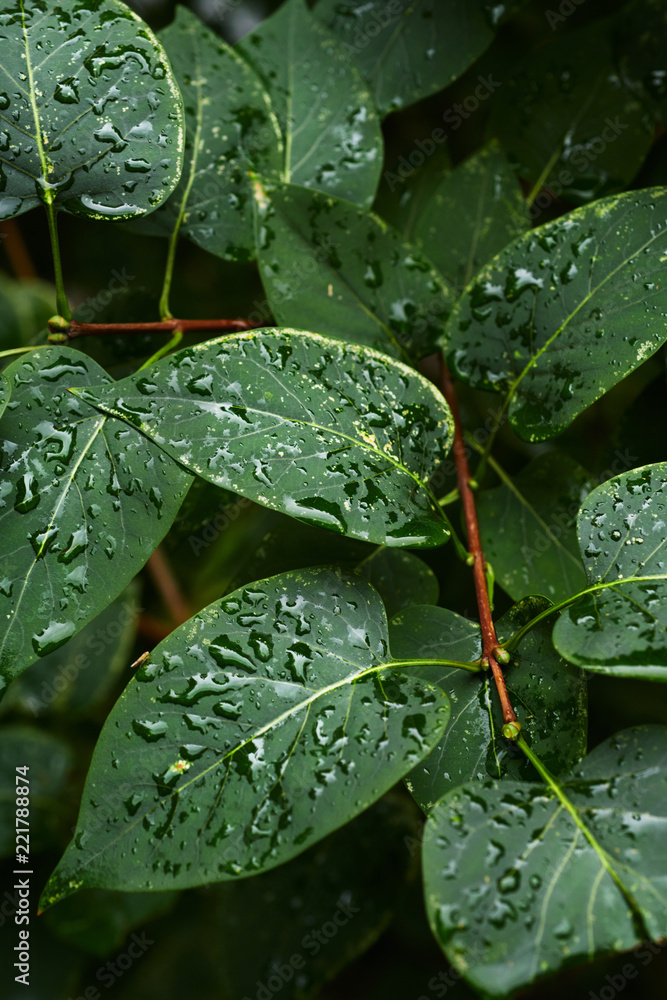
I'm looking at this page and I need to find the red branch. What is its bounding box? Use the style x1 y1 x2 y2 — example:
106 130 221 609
439 359 517 726
52 317 258 339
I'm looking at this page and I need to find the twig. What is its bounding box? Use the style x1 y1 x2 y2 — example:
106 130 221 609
48 317 259 341
146 547 191 627
439 358 518 728
0 219 37 279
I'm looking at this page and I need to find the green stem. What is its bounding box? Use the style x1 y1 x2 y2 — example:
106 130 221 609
159 225 180 321
44 201 71 321
389 657 481 674
437 488 460 507
0 346 42 360
469 396 510 485
516 736 651 930
138 328 183 371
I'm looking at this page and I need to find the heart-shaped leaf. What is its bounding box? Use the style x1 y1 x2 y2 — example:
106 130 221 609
73 329 455 548
238 0 382 206
253 178 456 359
0 0 184 221
0 347 192 689
130 7 282 262
477 452 593 603
410 141 528 293
423 725 667 998
314 0 525 116
444 188 667 441
553 462 667 679
389 599 587 812
40 568 450 903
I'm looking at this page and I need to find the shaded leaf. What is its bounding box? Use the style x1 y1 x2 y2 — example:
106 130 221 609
0 724 73 856
131 7 282 262
73 329 455 548
389 599 587 811
253 178 456 359
0 584 140 718
445 188 667 441
314 0 525 116
423 726 667 998
239 0 382 206
358 548 439 617
0 0 184 221
0 273 55 351
411 140 529 293
40 568 449 902
487 25 653 204
554 461 667 679
0 373 9 419
0 347 192 688
477 452 593 603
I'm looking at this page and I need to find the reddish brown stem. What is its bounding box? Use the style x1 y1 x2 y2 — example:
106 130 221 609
52 317 258 339
0 219 37 279
439 359 517 725
146 547 191 627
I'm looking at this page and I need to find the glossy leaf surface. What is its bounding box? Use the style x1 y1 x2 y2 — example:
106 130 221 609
253 179 455 359
411 141 528 293
389 600 587 812
424 726 667 998
0 347 191 688
0 374 9 419
0 0 184 221
488 27 653 204
40 569 450 902
132 7 282 261
477 452 592 603
554 462 667 679
74 329 455 548
314 0 523 116
239 0 382 206
445 189 667 441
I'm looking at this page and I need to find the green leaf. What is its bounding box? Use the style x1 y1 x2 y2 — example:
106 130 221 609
423 725 667 998
389 599 587 812
130 7 282 262
40 568 450 902
487 26 654 205
0 584 140 717
0 347 192 689
314 0 523 116
0 373 9 419
358 548 439 617
0 724 73 856
0 273 55 350
0 0 184 221
445 188 667 442
553 462 667 679
477 452 593 603
253 178 456 359
72 329 455 548
410 141 529 293
238 0 382 206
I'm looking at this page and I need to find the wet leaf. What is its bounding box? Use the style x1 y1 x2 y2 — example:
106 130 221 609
477 452 593 603
488 26 654 204
0 724 73 856
0 584 140 718
238 0 382 206
410 140 528 293
0 373 9 418
73 329 455 548
253 178 456 359
358 548 439 617
389 599 587 812
0 0 184 221
445 188 667 441
554 462 667 679
0 347 192 689
40 568 450 902
130 7 282 262
314 0 525 116
424 725 667 998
